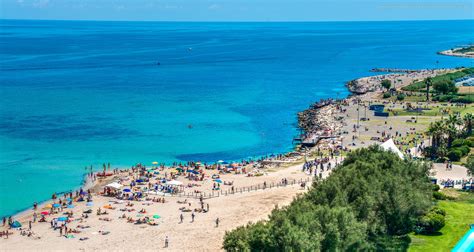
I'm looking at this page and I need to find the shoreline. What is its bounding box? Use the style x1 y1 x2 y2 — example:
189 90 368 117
438 46 474 59
2 66 472 251
4 67 460 221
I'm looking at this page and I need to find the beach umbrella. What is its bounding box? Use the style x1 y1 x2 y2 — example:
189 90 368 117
217 160 224 164
57 217 68 222
136 214 144 217
153 171 160 175
67 204 75 209
152 214 161 219
136 179 144 183
123 188 131 193
86 202 94 207
40 211 49 215
80 191 87 195
52 203 61 208
45 204 53 209
152 161 158 165
214 179 223 183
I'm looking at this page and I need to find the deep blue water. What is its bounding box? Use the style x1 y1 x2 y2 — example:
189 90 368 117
0 19 473 217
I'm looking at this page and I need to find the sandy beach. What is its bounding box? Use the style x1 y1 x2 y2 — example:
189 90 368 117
1 68 472 251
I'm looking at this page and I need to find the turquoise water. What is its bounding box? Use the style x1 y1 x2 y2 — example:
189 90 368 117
0 20 473 217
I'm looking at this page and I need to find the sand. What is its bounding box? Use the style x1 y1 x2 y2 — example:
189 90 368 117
2 68 472 251
0 162 321 251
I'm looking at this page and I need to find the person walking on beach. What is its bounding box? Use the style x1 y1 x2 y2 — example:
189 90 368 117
191 212 195 223
33 212 37 223
28 221 32 230
2 217 5 226
215 217 219 228
164 236 169 248
180 213 183 223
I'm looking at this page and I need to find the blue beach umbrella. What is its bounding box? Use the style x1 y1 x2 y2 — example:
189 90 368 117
86 202 94 207
214 179 223 183
67 204 75 209
57 217 68 222
123 188 131 193
52 203 61 208
136 179 144 183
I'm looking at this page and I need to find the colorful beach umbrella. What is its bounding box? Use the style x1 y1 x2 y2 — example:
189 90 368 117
52 203 61 208
152 215 161 219
45 204 53 209
67 204 75 208
123 188 131 192
57 217 68 222
40 211 49 215
214 179 223 183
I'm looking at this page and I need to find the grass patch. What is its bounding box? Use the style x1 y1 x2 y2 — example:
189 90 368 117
409 191 474 252
402 68 474 92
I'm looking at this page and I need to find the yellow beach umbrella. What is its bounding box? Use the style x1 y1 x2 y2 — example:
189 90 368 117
152 161 158 165
44 204 53 209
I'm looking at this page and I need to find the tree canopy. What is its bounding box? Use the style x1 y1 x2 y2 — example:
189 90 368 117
223 147 433 251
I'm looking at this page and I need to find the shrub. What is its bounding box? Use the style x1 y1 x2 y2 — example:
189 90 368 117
452 139 472 148
416 207 446 234
397 93 406 101
452 96 473 104
433 191 446 200
430 206 446 216
458 146 471 156
383 93 391 99
447 149 463 161
431 184 440 192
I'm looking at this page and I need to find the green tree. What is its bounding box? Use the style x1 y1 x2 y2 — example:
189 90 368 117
426 77 432 101
466 155 474 176
381 79 392 91
464 113 473 136
433 80 458 94
223 147 433 251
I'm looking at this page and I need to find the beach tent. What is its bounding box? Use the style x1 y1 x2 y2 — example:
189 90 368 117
105 182 123 190
166 180 183 186
380 139 404 159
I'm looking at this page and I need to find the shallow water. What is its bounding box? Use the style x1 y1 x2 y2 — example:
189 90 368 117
0 20 473 217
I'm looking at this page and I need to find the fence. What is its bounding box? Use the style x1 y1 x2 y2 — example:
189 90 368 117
169 177 313 200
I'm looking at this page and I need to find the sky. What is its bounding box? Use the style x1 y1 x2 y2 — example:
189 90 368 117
0 0 473 21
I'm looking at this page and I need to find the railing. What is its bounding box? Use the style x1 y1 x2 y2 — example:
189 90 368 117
168 177 313 200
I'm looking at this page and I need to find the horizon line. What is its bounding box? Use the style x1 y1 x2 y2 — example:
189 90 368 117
1 18 474 23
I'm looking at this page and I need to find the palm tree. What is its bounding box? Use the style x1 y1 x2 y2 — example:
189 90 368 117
425 77 432 101
445 114 462 147
464 113 473 136
427 120 445 152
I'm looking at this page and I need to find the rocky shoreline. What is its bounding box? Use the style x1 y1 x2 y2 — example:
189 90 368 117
438 46 474 59
296 68 459 148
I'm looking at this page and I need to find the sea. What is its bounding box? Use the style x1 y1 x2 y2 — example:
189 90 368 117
0 19 473 217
